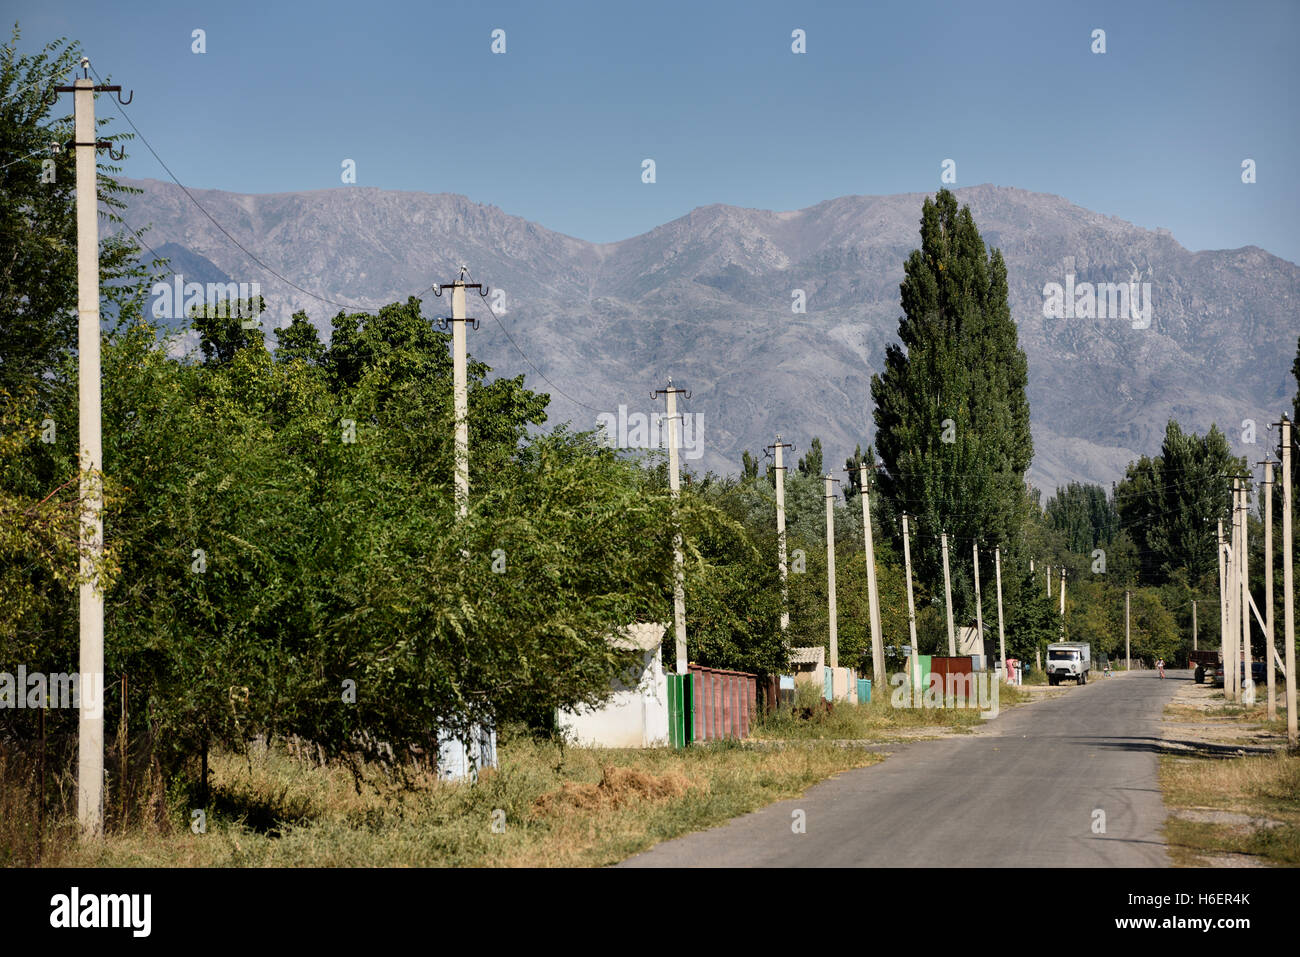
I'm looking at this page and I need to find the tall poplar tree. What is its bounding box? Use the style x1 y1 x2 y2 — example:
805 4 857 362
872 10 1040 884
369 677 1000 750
871 190 1033 609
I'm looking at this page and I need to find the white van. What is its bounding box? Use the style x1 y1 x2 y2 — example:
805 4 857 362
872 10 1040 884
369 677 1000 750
1046 642 1091 686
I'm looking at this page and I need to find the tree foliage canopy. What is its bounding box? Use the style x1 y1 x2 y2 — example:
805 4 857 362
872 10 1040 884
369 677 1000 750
871 189 1033 614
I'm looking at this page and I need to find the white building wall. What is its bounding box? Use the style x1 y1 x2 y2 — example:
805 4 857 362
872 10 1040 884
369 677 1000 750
558 623 669 748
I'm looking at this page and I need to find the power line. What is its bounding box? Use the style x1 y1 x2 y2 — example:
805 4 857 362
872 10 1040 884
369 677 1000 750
89 64 371 313
1 62 71 104
90 64 611 415
0 143 55 172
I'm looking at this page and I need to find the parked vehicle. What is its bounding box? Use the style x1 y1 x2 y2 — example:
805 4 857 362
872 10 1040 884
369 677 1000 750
1203 660 1266 688
1190 649 1220 685
1046 642 1091 686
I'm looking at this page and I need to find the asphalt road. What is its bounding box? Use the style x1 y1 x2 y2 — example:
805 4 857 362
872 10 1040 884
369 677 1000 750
621 669 1186 867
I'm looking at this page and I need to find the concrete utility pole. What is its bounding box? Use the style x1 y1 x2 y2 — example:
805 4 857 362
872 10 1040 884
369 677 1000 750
825 474 839 669
1192 599 1197 652
941 532 956 656
1282 416 1297 746
1218 519 1228 692
994 546 1006 674
858 463 884 687
1239 479 1252 702
769 436 793 636
74 73 104 840
451 280 469 517
902 514 919 687
1047 564 1052 598
1125 590 1131 671
1263 460 1276 720
54 62 128 840
655 380 690 674
1059 567 1066 638
1229 477 1242 702
973 542 983 660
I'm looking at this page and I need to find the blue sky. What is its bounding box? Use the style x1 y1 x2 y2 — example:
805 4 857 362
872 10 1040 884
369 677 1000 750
10 0 1300 260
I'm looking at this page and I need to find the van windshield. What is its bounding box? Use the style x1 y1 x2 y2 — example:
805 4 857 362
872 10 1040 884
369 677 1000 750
1049 650 1079 660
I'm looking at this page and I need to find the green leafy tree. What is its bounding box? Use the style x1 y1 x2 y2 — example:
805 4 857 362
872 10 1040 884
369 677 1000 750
1115 420 1240 585
0 27 145 401
797 436 823 478
1002 569 1058 664
1045 482 1116 552
843 443 875 502
274 311 326 366
871 189 1033 615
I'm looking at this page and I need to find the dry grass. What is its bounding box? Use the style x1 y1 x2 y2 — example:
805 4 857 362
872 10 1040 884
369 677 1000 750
751 676 1033 741
1160 681 1300 867
26 732 880 868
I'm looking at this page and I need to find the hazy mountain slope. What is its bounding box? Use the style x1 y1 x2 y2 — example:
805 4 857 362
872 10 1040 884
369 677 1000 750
121 178 1299 494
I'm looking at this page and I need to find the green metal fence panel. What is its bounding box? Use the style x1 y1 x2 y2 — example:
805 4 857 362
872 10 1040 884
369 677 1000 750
915 655 932 693
684 673 693 745
667 673 692 749
667 674 679 748
857 678 871 703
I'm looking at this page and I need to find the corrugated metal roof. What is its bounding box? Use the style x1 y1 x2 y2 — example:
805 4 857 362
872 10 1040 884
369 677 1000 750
789 646 825 665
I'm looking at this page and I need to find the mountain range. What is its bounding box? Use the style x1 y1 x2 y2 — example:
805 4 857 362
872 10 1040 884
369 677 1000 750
118 177 1300 496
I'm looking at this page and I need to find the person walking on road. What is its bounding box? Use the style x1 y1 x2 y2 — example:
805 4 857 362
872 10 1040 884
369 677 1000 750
1156 658 1165 679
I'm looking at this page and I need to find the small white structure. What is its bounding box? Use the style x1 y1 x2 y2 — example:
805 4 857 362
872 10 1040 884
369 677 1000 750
558 622 669 748
957 625 985 658
437 726 497 782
